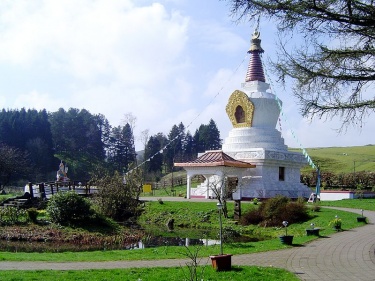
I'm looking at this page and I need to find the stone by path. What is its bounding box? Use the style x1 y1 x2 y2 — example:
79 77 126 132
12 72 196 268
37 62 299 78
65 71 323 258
0 205 374 281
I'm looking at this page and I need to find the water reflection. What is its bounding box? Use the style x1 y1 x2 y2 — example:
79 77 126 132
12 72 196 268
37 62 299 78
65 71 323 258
133 237 220 250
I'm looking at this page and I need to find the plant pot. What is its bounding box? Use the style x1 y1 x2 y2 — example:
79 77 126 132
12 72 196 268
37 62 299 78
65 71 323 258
357 216 367 223
306 228 320 236
333 225 341 231
209 254 232 271
279 235 293 245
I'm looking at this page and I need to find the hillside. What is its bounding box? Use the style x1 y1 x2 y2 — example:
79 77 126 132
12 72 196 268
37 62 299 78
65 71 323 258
290 145 375 174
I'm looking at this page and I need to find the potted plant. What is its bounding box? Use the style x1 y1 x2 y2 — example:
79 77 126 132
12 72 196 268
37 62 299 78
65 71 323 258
279 221 293 245
210 202 232 271
357 209 367 223
305 223 320 236
329 215 342 231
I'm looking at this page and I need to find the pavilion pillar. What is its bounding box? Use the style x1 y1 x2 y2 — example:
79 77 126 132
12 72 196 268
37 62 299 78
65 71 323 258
206 176 210 199
186 175 191 199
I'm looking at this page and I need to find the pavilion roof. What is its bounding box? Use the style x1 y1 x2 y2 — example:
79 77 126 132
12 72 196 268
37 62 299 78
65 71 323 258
174 150 255 168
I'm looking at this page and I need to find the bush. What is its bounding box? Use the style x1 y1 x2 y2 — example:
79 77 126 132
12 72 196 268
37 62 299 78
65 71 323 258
240 195 310 227
0 206 27 225
46 191 92 225
261 195 290 225
27 208 39 223
92 169 143 221
239 208 263 225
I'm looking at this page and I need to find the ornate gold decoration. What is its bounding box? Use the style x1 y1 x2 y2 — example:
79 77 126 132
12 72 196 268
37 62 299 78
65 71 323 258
226 90 254 128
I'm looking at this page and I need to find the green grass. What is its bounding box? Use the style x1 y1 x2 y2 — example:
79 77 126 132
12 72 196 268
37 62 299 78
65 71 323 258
0 266 299 281
289 145 375 174
0 204 363 262
319 198 375 211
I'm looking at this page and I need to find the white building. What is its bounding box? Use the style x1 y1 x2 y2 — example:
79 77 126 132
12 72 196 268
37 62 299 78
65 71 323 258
176 30 311 200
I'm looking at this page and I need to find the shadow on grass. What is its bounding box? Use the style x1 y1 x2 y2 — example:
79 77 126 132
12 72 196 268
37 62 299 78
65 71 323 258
229 266 245 272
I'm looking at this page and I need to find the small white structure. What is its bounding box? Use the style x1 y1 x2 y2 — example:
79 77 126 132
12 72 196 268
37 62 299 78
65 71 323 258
175 150 255 199
221 30 311 199
319 191 375 201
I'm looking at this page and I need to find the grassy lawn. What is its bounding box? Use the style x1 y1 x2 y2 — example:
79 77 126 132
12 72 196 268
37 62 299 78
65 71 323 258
0 266 298 281
319 198 375 211
0 203 364 262
0 199 370 280
289 145 375 174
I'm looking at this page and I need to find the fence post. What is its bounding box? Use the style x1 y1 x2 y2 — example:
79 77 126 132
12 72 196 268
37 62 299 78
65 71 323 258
28 182 34 198
40 183 46 199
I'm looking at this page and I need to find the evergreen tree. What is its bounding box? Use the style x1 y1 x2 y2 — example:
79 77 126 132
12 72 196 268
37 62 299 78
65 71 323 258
206 119 222 150
49 108 105 179
193 119 222 153
183 131 195 160
108 124 136 173
144 135 163 176
165 123 185 172
122 123 137 171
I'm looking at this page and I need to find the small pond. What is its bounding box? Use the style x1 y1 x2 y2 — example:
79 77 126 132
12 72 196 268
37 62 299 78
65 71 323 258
0 226 270 253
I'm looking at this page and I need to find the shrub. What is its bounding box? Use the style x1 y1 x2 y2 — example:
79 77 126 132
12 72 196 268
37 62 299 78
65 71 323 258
0 206 27 225
92 169 143 221
46 191 92 225
281 202 309 224
240 195 310 227
27 208 39 223
239 208 263 225
261 195 289 225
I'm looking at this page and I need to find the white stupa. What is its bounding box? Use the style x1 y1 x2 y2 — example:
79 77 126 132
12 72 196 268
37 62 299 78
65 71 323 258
222 30 311 199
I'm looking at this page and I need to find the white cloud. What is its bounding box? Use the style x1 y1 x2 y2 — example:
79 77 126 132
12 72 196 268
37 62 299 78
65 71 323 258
14 90 64 111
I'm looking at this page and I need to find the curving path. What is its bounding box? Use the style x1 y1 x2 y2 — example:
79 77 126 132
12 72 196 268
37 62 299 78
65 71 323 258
0 205 374 281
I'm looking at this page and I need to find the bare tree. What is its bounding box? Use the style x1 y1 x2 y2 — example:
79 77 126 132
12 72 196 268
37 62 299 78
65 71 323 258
122 112 137 133
139 129 150 158
206 170 243 218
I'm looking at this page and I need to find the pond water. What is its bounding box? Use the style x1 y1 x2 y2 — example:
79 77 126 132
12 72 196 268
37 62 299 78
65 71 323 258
125 227 266 250
0 228 267 253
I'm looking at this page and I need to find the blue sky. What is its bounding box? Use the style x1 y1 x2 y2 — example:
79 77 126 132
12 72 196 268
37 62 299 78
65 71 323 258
0 0 374 151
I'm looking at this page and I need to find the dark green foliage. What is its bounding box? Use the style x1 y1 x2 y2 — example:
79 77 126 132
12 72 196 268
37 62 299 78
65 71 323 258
144 135 164 175
193 119 222 153
107 123 136 173
46 191 93 225
93 169 142 221
165 123 185 172
0 108 54 182
0 143 31 185
240 196 310 227
49 108 106 179
27 208 39 223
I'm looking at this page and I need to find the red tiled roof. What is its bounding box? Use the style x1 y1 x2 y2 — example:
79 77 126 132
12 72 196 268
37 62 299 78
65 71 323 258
174 150 255 168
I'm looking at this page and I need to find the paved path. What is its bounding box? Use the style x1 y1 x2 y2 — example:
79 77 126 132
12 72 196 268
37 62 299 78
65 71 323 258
0 205 374 281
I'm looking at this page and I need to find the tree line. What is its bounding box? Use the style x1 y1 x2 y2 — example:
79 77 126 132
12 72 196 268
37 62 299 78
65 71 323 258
0 108 221 186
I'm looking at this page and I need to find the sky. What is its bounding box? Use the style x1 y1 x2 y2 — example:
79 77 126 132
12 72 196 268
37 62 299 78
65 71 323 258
0 0 374 151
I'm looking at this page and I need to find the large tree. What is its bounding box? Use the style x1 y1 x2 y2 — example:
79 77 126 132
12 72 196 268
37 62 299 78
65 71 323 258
49 108 105 179
228 0 375 127
108 123 136 173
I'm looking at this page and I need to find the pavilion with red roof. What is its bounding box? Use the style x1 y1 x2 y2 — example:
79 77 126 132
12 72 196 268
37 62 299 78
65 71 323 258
175 150 255 199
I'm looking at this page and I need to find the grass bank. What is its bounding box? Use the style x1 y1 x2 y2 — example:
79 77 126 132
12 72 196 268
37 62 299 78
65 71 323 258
0 266 298 281
0 202 364 262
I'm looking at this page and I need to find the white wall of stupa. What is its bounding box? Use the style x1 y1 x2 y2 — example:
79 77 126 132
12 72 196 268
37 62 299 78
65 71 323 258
221 30 311 199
